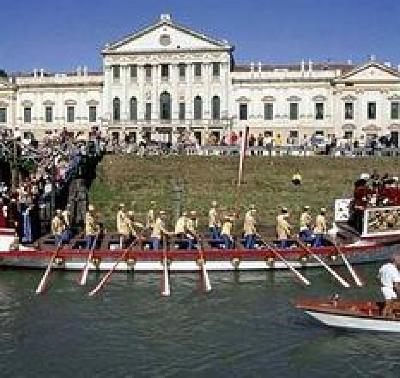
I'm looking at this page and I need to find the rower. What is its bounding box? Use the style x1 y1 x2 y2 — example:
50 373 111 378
313 208 327 247
116 203 127 248
121 210 144 247
174 211 188 239
150 210 173 250
51 209 64 246
186 210 198 250
146 200 156 231
378 255 400 317
243 205 257 249
291 170 302 186
85 204 99 250
208 200 220 240
299 206 313 243
221 215 234 249
62 204 72 242
276 207 291 249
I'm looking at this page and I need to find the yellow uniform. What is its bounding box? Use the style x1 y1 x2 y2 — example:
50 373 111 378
276 214 291 240
51 215 64 236
186 217 197 239
116 209 127 234
85 212 97 236
221 219 233 239
62 209 71 228
151 217 169 239
300 211 312 232
146 209 155 230
314 214 327 234
208 207 219 228
243 212 256 236
174 215 188 235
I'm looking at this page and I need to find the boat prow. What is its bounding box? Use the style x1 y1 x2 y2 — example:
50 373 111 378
296 297 400 333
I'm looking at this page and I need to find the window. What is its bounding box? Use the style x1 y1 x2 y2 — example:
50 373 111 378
130 97 137 121
264 103 273 120
161 64 169 80
145 103 152 121
212 96 220 120
367 102 376 120
178 63 186 79
289 130 298 138
24 107 31 123
289 102 298 120
345 102 354 120
144 65 152 80
194 63 202 78
194 96 202 120
160 92 171 120
315 102 324 120
112 65 120 80
344 131 353 140
67 106 75 123
130 65 137 79
179 102 185 120
89 106 97 122
239 103 248 120
212 63 220 77
391 102 400 120
113 97 120 122
0 107 6 123
45 106 53 123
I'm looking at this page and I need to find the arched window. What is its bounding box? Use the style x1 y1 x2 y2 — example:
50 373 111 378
160 92 171 120
113 97 120 122
130 97 137 121
194 96 202 120
212 96 220 120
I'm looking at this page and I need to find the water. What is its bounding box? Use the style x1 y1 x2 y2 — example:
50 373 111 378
0 264 399 377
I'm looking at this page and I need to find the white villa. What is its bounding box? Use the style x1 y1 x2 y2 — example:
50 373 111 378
1 13 400 146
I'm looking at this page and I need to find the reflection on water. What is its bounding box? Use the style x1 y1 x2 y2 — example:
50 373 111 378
0 264 399 377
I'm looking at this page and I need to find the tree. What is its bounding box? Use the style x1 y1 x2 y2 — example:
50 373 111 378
0 69 7 78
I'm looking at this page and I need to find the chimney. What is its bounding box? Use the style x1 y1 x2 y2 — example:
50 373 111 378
398 64 400 72
83 65 88 76
40 68 44 78
77 66 82 76
370 54 376 61
384 61 391 68
33 68 38 78
301 59 305 73
258 61 262 74
347 59 353 65
308 60 313 76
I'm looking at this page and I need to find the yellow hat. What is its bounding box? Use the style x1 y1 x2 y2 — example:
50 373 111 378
56 209 62 214
304 205 310 210
249 204 256 210
321 208 326 214
88 205 94 211
150 201 156 205
190 210 197 216
212 200 218 207
282 207 288 213
119 203 125 208
128 210 134 216
159 210 166 215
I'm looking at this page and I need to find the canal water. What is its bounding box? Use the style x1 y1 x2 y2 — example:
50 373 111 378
0 263 398 377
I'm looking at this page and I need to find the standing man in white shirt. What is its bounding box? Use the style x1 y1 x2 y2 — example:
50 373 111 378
378 255 400 317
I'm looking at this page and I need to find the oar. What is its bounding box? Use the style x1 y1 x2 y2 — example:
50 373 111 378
196 235 212 292
35 243 62 294
78 235 98 286
329 237 363 287
88 239 137 297
161 236 170 297
296 238 351 288
261 238 310 286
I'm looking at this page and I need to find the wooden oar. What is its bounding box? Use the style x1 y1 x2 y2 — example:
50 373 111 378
196 235 212 293
35 243 62 294
296 238 351 288
261 238 310 286
78 235 98 286
161 236 170 297
329 238 363 287
88 239 137 297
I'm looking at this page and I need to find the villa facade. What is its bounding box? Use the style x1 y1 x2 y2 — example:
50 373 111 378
1 13 400 146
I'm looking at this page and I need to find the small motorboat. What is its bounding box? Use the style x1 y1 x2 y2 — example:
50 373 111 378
296 297 400 333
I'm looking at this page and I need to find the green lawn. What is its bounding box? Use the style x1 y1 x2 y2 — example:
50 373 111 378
89 155 399 232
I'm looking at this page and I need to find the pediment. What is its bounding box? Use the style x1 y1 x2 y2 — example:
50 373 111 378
312 95 327 102
103 16 231 54
342 123 356 131
261 96 276 102
362 124 381 132
339 62 400 82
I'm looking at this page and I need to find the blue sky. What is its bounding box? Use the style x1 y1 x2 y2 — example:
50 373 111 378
1 0 400 72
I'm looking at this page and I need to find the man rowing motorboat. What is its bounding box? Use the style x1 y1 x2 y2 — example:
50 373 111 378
378 254 400 317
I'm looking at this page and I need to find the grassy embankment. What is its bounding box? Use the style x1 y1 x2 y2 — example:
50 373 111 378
89 155 399 232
